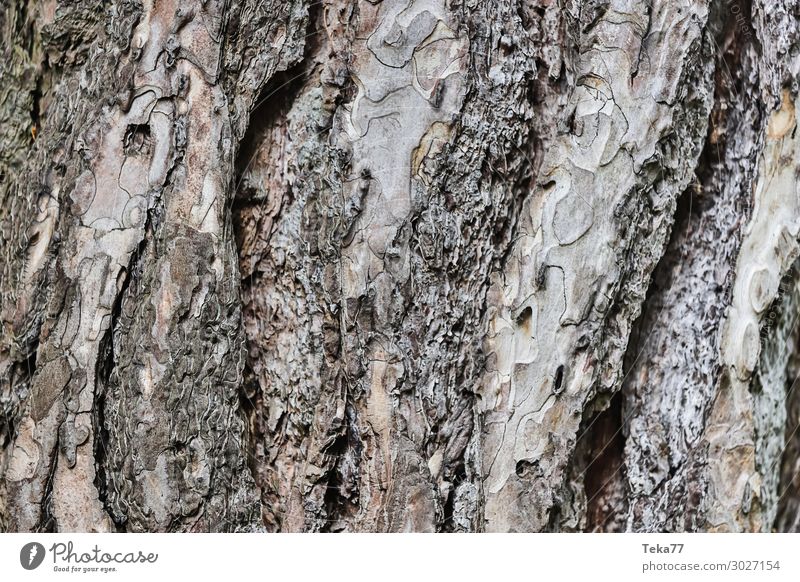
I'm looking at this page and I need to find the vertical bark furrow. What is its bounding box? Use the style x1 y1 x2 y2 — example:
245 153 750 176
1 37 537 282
480 0 714 532
2 0 311 532
101 0 312 532
410 0 574 532
708 89 800 531
311 0 472 532
233 0 345 531
620 1 764 531
239 0 574 532
621 0 800 532
2 0 142 532
578 393 627 532
299 0 575 532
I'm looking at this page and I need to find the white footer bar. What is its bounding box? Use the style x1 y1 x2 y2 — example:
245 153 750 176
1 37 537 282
1 533 797 580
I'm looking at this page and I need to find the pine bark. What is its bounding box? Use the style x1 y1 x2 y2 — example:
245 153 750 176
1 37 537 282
2 0 800 533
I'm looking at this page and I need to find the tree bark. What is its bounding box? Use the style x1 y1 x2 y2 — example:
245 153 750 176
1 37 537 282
2 0 800 533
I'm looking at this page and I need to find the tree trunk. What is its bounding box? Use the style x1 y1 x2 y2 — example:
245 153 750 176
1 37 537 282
2 0 800 533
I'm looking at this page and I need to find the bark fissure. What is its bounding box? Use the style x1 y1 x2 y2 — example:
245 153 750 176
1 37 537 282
620 0 800 531
481 0 715 532
584 393 627 532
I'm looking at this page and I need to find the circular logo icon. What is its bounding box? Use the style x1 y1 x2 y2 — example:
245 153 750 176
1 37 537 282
20 542 46 570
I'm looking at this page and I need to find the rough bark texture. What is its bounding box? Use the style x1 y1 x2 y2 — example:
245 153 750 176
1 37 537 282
2 0 800 533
